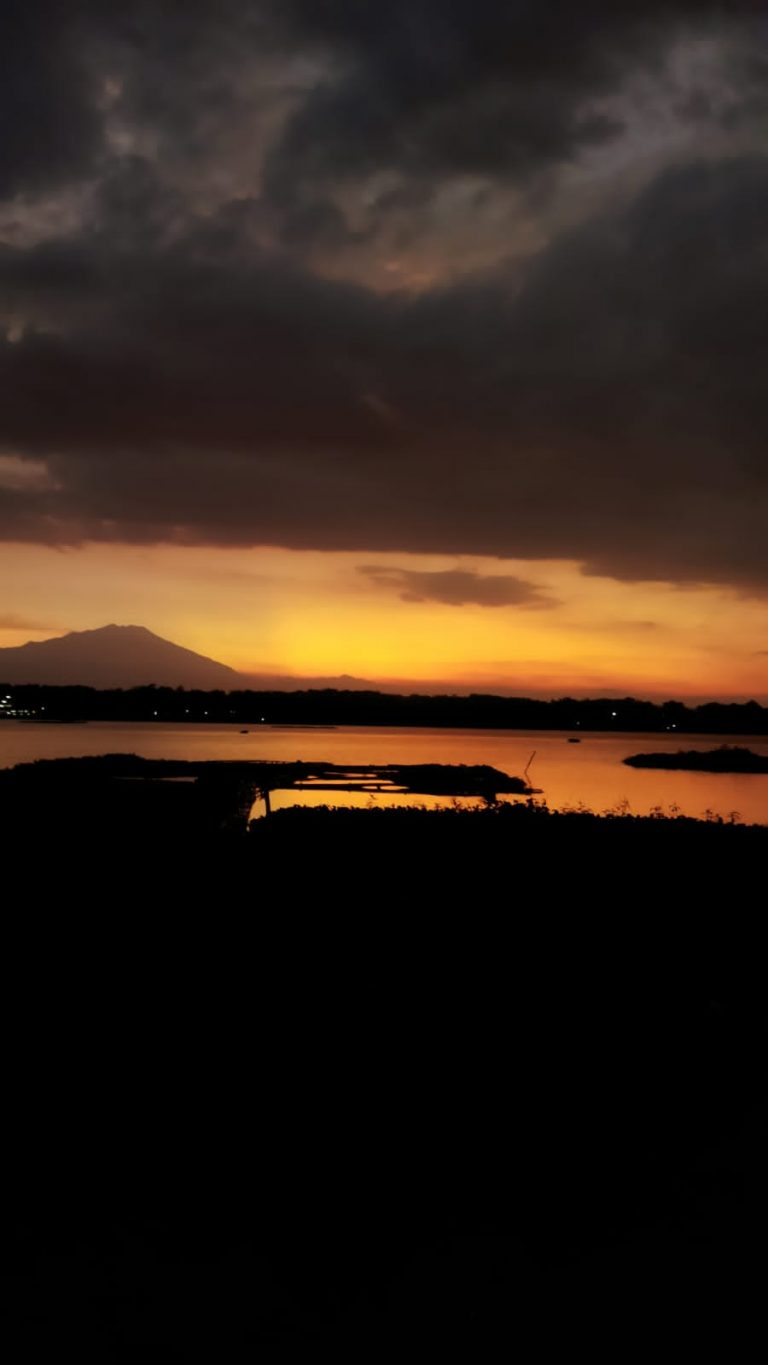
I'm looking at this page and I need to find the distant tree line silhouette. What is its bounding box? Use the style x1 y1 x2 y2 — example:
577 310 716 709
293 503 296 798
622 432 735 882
1 684 766 733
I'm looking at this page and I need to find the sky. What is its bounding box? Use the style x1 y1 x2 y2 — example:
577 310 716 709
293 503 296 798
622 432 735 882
2 2 767 697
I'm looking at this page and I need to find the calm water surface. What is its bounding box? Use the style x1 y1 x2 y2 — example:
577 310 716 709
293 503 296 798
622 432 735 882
2 721 768 824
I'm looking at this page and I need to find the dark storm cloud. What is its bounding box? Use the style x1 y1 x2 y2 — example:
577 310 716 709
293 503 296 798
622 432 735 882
0 3 101 197
2 152 768 587
259 1 768 236
1 5 767 591
263 3 631 184
4 4 765 218
0 2 270 199
360 567 558 609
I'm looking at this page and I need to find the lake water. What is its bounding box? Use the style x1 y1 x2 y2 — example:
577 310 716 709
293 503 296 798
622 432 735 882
2 721 768 824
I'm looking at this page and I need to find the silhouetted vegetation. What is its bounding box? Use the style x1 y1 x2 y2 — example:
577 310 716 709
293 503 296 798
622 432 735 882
0 755 534 847
5 757 768 1354
4 753 765 856
248 799 768 876
625 745 768 772
1 683 768 731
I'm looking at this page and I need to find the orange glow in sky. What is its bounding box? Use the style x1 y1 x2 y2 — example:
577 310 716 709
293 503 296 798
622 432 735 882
2 541 766 699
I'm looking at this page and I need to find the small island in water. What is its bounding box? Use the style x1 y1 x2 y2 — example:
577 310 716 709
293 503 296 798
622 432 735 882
624 745 768 773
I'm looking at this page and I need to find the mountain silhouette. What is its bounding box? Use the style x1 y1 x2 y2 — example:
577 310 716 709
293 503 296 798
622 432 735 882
0 625 240 688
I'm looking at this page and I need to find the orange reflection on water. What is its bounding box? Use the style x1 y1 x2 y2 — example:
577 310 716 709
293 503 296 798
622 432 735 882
249 790 490 820
4 722 768 825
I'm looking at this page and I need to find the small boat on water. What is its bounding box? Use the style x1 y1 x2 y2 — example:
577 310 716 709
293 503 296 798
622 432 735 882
568 737 581 743
240 729 249 734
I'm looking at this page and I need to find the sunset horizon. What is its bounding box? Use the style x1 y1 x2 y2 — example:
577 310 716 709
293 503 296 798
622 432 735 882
4 542 767 701
3 3 768 711
2 607 766 703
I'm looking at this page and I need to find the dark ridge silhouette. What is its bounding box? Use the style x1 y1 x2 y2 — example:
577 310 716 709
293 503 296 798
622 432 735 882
624 746 768 772
0 623 382 691
0 624 239 688
2 682 768 732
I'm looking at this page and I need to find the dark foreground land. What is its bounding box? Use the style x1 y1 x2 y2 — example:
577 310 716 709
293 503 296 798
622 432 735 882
625 744 768 772
3 757 767 1356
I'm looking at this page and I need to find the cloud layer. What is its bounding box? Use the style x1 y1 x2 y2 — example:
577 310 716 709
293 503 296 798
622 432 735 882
1 3 767 591
361 566 558 608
